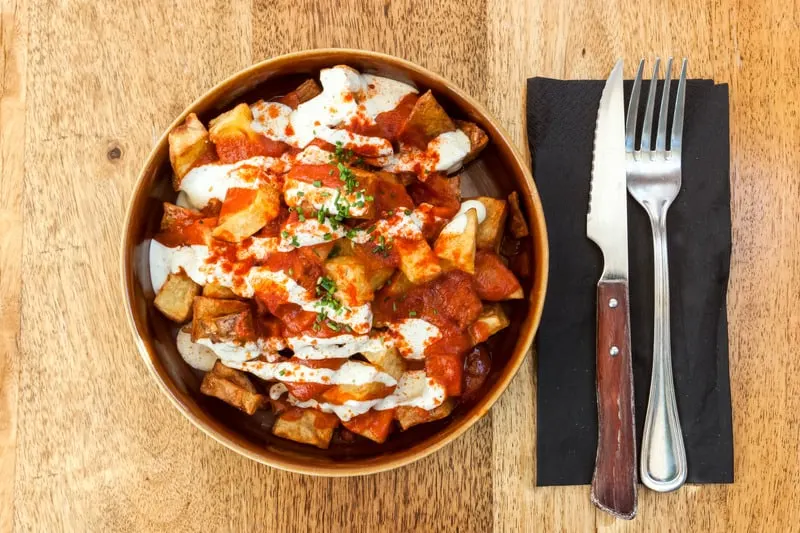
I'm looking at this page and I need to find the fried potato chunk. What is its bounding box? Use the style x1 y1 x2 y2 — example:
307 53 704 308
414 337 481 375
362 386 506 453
434 208 478 274
396 399 455 431
395 237 442 284
154 271 200 323
473 250 524 301
469 196 508 251
212 185 281 242
361 345 407 381
191 297 251 342
168 113 216 187
209 103 288 161
277 79 323 109
323 256 374 306
200 361 265 415
397 91 456 150
468 303 511 345
272 408 339 449
202 283 239 299
507 191 530 238
455 120 489 164
342 409 395 444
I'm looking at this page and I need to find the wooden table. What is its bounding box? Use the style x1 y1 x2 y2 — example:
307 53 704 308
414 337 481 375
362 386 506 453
2 0 798 531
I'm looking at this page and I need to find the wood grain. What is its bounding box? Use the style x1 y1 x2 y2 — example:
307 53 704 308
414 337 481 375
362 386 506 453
2 0 799 531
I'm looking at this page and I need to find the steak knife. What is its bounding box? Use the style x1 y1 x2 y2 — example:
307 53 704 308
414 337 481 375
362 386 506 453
586 60 638 520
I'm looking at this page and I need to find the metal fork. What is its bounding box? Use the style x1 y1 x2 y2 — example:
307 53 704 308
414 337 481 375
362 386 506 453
626 57 688 492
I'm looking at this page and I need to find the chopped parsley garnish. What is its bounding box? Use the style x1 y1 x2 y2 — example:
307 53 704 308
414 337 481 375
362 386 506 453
392 301 397 312
317 209 326 223
345 228 358 239
288 268 295 277
296 191 304 197
372 235 392 257
327 322 341 332
337 162 359 193
334 141 355 163
404 208 412 216
366 225 376 234
315 276 343 325
313 180 322 187
298 211 306 222
433 309 439 315
291 236 300 247
279 369 286 376
281 230 290 238
317 276 336 295
386 209 394 217
408 311 417 317
323 232 333 241
365 195 375 202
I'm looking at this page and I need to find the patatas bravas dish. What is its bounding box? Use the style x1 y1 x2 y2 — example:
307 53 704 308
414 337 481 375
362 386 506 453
149 65 531 449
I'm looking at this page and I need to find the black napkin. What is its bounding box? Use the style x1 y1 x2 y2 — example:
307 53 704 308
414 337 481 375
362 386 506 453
528 77 734 486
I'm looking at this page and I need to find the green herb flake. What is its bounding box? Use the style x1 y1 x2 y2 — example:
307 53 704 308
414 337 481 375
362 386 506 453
404 209 412 216
313 180 322 187
408 311 417 317
323 232 333 241
281 230 290 239
291 236 300 247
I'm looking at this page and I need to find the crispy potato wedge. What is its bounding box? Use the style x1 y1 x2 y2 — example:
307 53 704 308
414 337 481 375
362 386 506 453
272 408 339 449
507 191 529 238
212 185 281 242
469 196 508 251
168 113 216 187
200 361 265 415
468 303 511 345
154 271 200 323
319 382 394 404
193 309 257 344
381 270 414 298
278 78 323 109
191 297 250 342
394 237 442 284
361 345 406 381
397 91 456 150
474 250 524 300
434 208 478 274
455 120 489 164
396 399 455 431
323 256 374 306
209 103 287 162
157 203 217 247
202 283 239 299
342 409 395 444
367 267 394 291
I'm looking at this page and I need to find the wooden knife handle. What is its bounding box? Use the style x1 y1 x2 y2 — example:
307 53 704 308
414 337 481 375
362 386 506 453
590 279 637 519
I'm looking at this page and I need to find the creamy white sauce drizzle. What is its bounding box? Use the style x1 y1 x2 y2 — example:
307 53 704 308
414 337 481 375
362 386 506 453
381 130 471 175
196 337 285 363
268 370 446 422
227 358 397 387
386 319 442 360
178 156 284 208
440 199 488 235
283 179 371 218
287 334 385 359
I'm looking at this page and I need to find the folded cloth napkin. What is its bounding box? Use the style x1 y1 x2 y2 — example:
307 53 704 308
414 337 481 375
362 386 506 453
528 77 734 486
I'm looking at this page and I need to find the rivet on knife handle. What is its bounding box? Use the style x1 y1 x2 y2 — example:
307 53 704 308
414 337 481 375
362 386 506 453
590 279 637 519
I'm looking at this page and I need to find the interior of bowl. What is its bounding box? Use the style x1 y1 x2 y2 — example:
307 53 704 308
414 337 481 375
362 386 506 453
121 49 548 475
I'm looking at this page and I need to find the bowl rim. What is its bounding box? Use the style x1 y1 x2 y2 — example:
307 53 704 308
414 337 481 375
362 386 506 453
120 48 549 476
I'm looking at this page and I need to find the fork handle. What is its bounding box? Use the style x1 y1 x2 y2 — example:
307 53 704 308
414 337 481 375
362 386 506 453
640 215 687 492
591 280 637 519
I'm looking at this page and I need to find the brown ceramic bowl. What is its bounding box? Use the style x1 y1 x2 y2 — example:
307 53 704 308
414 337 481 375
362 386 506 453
120 49 548 476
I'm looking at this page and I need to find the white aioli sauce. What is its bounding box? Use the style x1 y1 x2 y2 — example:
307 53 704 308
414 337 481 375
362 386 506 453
250 66 417 156
386 319 442 360
381 129 472 175
178 156 283 208
440 199 488 235
287 334 385 359
268 370 446 422
283 180 371 218
196 337 286 363
227 358 397 388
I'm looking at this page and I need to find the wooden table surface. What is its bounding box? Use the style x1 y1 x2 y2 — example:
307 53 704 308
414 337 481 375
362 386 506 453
2 0 798 531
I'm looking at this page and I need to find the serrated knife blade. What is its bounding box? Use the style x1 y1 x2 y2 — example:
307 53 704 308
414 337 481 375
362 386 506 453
587 59 638 520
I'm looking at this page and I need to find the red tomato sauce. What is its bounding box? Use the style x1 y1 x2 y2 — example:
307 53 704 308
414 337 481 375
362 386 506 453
473 250 522 301
408 173 461 218
346 93 418 142
342 409 395 443
288 164 345 189
215 135 289 163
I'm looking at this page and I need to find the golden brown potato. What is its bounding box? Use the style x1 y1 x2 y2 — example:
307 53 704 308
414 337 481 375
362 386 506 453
212 185 281 242
396 399 455 431
168 113 216 187
397 91 456 150
193 310 256 345
434 209 478 274
277 78 323 109
455 120 489 164
191 297 250 342
319 382 393 404
341 409 394 444
208 103 287 162
323 256 374 306
468 303 511 345
367 267 395 291
202 283 239 299
200 361 265 415
507 191 530 238
361 345 406 381
154 271 200 323
381 270 414 297
272 408 339 449
395 237 442 284
470 196 508 251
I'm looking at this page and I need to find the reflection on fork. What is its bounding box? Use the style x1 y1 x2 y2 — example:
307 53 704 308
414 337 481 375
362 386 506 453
625 57 689 493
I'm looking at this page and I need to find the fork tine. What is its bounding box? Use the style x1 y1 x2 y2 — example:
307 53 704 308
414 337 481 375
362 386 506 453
655 58 674 152
670 58 688 152
626 59 645 152
640 58 660 151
